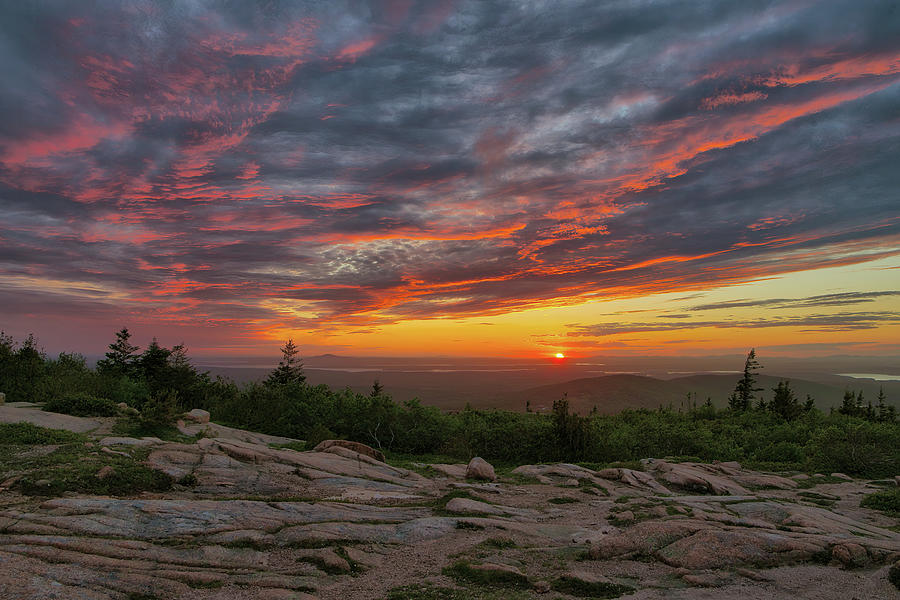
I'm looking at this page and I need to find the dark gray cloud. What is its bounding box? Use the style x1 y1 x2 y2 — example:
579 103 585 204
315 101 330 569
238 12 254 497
0 0 898 346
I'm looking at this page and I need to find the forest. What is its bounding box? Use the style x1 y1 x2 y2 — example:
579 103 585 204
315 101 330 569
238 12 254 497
1 329 898 478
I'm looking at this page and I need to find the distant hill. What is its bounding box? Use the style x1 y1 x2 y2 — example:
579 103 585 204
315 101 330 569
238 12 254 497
492 373 900 415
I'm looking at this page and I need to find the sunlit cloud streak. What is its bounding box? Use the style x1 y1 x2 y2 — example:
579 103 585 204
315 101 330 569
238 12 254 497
0 0 899 351
567 311 900 337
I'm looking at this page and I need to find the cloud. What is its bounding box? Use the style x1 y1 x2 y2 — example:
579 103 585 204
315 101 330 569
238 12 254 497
0 0 899 346
567 311 900 337
689 291 900 311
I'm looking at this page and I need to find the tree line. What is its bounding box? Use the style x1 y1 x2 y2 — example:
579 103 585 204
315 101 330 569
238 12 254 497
1 331 897 477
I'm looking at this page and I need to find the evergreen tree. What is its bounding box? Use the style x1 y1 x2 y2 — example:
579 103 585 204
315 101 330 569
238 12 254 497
15 334 46 401
769 380 801 420
371 379 384 397
266 339 306 386
97 328 139 377
803 394 815 413
138 338 172 396
729 349 762 411
839 389 857 416
551 395 590 461
876 387 896 422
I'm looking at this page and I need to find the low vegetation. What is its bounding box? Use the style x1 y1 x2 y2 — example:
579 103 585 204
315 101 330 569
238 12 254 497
384 585 532 600
0 423 172 496
443 560 531 589
2 331 899 478
860 487 900 517
43 392 119 417
551 575 635 598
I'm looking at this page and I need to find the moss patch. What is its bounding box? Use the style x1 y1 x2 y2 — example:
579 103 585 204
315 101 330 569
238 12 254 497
384 584 532 600
0 425 172 497
548 496 579 504
443 560 530 589
551 575 635 598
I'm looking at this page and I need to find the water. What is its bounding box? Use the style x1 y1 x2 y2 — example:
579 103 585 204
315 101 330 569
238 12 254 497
837 373 900 381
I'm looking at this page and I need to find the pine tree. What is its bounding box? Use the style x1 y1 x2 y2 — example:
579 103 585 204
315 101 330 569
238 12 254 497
769 380 800 420
729 349 762 411
875 387 896 422
838 389 857 416
371 379 384 397
876 387 895 422
16 334 45 401
139 338 173 396
96 328 139 377
266 339 305 386
803 394 815 412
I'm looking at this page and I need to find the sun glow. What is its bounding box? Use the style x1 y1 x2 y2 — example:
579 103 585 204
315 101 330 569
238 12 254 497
555 352 565 359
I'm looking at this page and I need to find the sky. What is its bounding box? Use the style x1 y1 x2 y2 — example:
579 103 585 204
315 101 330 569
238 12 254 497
0 0 898 359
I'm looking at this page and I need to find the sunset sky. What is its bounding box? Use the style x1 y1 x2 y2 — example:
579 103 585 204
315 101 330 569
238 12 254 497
1 0 898 359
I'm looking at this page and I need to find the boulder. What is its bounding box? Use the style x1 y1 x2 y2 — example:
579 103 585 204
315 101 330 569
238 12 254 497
99 436 163 447
445 497 504 516
116 402 138 415
466 457 496 481
313 439 385 462
95 466 115 480
832 542 868 568
184 408 210 424
656 528 826 569
613 510 635 523
0 391 5 404
830 472 853 481
651 461 748 496
431 464 468 478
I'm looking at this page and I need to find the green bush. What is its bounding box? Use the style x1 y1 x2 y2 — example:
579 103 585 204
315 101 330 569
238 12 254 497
551 575 634 598
754 441 806 464
17 451 172 496
809 421 900 478
443 560 530 589
860 487 900 517
890 561 900 591
139 390 181 427
0 422 83 445
43 392 119 417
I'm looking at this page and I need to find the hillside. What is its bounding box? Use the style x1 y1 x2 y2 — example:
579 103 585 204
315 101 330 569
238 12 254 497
1 402 898 599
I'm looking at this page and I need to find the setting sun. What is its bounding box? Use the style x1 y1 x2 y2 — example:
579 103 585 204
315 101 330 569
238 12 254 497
555 353 566 359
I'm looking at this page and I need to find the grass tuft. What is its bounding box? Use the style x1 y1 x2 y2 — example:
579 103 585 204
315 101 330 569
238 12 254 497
551 575 635 598
443 560 530 589
548 496 579 504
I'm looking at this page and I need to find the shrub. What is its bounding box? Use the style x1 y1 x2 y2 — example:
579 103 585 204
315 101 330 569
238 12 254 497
139 390 181 427
808 420 900 478
551 575 634 598
443 560 530 589
753 441 805 464
0 422 83 445
43 392 119 417
890 561 900 591
860 487 900 517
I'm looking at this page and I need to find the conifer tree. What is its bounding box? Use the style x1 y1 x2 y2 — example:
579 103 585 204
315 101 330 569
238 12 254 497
839 389 857 416
97 328 139 377
729 349 762 411
876 387 896 422
769 380 800 420
266 339 306 386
